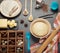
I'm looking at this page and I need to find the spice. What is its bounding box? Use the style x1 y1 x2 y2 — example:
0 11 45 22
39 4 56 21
17 47 23 52
20 20 24 24
9 40 15 45
20 20 28 28
17 40 23 46
42 4 48 12
28 15 33 22
23 9 29 16
38 13 55 18
2 40 7 45
24 24 28 27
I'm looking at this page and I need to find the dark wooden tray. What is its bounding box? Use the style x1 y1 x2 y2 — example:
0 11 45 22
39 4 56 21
0 30 24 53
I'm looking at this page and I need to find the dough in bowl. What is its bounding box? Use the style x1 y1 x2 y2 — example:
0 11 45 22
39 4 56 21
32 22 49 37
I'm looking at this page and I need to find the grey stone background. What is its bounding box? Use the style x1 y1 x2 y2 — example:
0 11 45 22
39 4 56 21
0 0 60 53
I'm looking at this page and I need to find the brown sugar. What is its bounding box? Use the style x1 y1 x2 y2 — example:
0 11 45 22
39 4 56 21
42 4 48 12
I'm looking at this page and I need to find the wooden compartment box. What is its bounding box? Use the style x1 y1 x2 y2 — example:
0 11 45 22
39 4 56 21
0 30 24 53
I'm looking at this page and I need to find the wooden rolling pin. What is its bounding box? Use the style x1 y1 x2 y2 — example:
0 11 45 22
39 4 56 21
36 27 60 53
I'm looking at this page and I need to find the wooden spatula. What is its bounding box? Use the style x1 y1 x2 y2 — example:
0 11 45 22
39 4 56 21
36 13 60 53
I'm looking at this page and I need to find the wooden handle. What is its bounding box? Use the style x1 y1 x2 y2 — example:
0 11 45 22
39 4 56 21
36 27 59 53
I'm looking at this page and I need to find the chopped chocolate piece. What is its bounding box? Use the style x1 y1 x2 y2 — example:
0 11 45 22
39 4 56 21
20 20 24 24
24 24 28 27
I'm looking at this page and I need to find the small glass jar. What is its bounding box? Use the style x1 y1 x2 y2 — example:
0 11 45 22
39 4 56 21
36 0 45 9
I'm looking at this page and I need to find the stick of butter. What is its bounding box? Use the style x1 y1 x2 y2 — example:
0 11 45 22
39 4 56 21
0 19 8 28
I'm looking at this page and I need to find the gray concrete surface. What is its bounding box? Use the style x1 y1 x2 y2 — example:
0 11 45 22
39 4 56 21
0 0 60 53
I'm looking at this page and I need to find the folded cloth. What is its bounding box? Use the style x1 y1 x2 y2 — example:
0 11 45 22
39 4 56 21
30 43 41 53
58 32 60 42
30 33 59 53
52 32 60 53
54 13 60 29
53 13 60 53
44 33 59 53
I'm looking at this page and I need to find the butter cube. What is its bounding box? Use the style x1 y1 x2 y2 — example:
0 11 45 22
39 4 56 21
7 20 11 25
8 20 17 28
0 19 8 28
11 20 15 23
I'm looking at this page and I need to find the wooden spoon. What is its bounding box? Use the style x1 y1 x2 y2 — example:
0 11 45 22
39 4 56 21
23 0 28 16
28 0 33 22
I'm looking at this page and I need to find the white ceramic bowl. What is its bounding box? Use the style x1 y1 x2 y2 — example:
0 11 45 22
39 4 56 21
30 18 51 38
0 0 22 18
